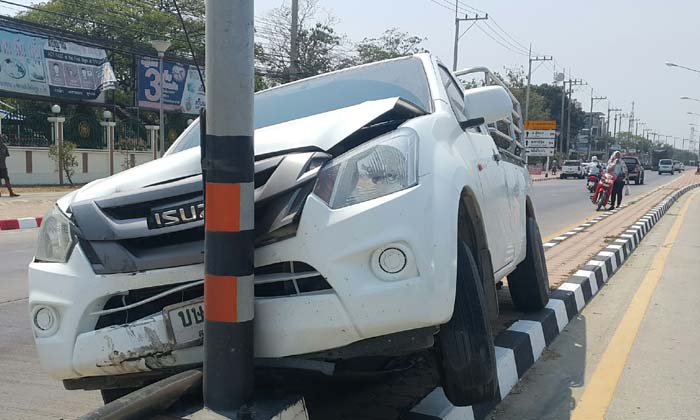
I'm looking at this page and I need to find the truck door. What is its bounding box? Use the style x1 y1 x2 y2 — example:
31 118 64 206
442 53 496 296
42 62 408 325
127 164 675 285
437 65 513 273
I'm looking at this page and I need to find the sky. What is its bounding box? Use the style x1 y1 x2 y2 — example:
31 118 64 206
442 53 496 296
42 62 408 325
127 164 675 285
1 0 699 148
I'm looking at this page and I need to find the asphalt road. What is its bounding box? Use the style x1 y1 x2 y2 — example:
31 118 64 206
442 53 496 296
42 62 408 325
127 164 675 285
531 170 682 238
0 172 689 419
490 189 700 420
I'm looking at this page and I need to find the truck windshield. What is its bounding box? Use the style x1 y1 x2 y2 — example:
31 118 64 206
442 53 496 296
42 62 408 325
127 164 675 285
165 57 432 155
563 161 579 166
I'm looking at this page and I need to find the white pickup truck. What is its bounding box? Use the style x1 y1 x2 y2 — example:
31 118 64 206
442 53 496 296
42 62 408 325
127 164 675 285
560 159 585 179
30 54 549 407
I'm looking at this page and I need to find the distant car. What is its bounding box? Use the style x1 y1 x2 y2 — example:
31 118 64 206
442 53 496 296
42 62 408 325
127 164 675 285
658 159 674 175
560 160 584 179
673 160 681 173
622 156 645 185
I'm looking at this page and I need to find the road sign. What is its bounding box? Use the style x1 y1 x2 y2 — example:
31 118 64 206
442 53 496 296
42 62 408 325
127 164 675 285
525 129 556 139
525 138 555 148
526 147 555 157
524 120 557 130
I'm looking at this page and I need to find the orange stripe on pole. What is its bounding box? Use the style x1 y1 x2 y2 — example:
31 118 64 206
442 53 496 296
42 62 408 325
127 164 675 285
205 182 241 232
204 274 238 322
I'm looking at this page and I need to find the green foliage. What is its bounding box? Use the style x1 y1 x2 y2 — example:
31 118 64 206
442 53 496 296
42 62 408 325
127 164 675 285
48 141 78 184
355 28 427 64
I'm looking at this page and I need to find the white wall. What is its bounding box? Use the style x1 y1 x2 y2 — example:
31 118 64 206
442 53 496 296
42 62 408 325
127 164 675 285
5 146 156 185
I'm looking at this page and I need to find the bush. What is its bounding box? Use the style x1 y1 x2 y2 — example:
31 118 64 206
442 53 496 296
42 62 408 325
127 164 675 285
48 141 79 185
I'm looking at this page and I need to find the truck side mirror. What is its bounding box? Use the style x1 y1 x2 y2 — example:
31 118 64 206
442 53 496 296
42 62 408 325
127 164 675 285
462 86 513 126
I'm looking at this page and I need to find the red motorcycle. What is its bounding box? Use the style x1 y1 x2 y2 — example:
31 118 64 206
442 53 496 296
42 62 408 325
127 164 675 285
592 172 616 211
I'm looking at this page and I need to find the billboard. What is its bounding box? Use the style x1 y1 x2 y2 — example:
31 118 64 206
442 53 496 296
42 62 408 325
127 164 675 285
137 57 205 114
0 29 116 101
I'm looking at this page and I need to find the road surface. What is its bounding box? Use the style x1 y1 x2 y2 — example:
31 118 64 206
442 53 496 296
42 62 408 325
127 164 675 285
0 171 692 419
490 189 700 420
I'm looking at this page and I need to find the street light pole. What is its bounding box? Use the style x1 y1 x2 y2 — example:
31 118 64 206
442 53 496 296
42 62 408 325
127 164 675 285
150 40 171 158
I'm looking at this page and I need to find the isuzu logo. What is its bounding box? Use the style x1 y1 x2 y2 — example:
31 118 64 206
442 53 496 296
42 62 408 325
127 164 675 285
148 200 204 229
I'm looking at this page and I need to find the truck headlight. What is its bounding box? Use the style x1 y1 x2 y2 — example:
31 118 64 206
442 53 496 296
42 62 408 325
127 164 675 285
313 128 418 209
35 206 76 263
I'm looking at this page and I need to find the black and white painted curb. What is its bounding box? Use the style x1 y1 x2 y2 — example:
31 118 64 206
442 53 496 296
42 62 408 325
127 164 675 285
541 177 682 252
407 182 700 420
542 207 622 251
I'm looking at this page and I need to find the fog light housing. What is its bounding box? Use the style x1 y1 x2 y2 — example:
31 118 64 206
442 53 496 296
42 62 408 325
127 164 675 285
32 305 59 337
378 248 407 274
371 243 417 281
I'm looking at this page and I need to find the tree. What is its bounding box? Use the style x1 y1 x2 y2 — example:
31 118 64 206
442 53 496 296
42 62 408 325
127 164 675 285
256 0 346 81
48 141 78 184
355 28 427 64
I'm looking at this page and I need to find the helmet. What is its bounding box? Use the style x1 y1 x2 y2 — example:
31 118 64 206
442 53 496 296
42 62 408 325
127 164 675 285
591 156 598 162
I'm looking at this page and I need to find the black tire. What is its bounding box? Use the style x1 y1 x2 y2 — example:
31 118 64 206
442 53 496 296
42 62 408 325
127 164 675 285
435 242 497 407
634 178 639 185
658 171 662 175
508 218 550 312
596 193 606 211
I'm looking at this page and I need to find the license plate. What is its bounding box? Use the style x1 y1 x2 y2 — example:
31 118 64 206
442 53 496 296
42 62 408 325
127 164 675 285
163 298 204 347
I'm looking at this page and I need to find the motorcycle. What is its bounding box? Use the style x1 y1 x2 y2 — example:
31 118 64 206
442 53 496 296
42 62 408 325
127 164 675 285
586 174 599 193
592 172 616 211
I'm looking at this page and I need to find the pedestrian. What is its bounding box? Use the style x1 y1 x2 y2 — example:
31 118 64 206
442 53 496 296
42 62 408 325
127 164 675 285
607 151 626 210
0 140 19 197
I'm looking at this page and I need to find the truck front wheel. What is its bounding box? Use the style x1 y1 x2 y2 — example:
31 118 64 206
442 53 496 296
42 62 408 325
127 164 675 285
435 241 497 407
508 217 550 311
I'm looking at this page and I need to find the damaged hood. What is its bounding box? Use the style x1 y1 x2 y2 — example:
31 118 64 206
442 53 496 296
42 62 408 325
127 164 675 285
61 97 422 207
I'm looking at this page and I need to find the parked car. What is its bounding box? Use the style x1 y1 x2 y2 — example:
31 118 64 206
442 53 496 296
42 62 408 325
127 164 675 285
29 55 550 407
680 162 685 171
622 156 645 184
658 158 674 175
560 160 585 179
673 160 682 173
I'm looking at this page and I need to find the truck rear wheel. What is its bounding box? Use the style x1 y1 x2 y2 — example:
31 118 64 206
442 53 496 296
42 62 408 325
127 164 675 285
435 241 497 407
508 217 549 311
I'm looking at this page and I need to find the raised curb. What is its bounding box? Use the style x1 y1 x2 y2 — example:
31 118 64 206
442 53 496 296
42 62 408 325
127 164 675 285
0 217 42 231
407 182 700 420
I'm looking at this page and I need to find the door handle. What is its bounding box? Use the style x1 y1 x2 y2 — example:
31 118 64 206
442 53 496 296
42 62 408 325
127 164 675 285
493 152 501 162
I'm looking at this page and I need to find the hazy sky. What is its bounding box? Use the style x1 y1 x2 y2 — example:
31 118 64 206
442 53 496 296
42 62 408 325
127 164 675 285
2 0 698 147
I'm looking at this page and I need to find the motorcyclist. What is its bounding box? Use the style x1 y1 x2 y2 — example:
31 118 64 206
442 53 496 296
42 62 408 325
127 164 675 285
588 156 602 176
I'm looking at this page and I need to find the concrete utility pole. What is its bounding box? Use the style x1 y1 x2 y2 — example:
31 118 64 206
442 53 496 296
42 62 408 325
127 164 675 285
289 0 299 81
524 48 552 124
559 72 566 153
452 11 488 71
563 75 584 156
203 0 255 415
588 88 606 159
607 106 621 137
628 101 635 133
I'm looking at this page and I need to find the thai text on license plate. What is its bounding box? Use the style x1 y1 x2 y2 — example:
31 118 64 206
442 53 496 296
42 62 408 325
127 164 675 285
163 298 204 347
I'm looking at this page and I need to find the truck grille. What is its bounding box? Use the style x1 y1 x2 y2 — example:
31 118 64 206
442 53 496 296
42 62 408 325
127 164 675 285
94 261 331 330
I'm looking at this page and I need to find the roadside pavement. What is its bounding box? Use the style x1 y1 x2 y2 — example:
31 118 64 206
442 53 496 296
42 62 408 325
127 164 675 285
490 189 700 420
0 191 68 220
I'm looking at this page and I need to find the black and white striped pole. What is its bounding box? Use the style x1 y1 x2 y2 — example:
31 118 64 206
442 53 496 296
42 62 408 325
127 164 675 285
203 0 255 415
